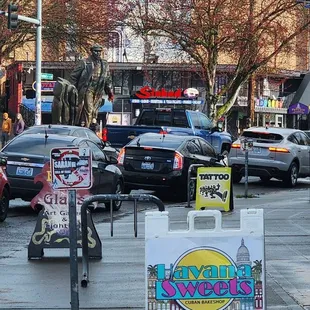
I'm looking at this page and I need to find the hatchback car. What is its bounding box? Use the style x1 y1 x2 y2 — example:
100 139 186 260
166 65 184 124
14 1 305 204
21 124 118 160
0 159 10 222
0 133 124 210
228 127 310 187
118 133 225 200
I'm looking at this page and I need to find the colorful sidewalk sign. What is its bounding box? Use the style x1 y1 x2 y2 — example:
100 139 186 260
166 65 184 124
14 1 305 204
196 167 232 212
145 209 265 310
51 147 92 190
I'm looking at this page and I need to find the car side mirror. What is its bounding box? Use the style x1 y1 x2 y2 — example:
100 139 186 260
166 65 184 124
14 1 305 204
210 126 220 134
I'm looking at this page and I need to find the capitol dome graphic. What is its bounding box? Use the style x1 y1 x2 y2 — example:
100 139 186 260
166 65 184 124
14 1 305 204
236 238 251 267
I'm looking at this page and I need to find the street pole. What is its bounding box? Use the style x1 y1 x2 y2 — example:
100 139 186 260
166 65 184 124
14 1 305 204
35 0 42 125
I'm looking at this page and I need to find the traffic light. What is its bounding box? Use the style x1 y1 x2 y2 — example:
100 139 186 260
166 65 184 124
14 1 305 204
8 3 18 30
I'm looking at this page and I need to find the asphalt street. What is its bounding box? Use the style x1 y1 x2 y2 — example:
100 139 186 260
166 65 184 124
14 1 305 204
0 177 309 310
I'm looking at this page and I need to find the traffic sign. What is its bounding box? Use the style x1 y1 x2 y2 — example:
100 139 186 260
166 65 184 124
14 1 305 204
41 73 53 80
50 147 93 190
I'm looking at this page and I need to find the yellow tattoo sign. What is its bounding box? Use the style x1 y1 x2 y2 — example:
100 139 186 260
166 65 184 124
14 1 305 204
195 167 232 212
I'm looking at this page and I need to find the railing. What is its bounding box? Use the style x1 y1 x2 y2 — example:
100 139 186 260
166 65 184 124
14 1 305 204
20 104 35 127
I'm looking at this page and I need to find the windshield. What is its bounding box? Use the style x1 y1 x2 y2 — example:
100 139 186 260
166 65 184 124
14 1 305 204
3 137 74 156
242 131 284 143
24 127 71 135
129 134 184 149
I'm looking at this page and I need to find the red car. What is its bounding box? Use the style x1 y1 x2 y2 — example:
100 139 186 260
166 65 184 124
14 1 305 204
0 159 10 222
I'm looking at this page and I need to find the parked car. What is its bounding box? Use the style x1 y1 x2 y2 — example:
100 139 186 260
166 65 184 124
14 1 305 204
228 127 310 187
105 108 232 156
0 158 10 222
117 132 225 200
0 133 124 210
21 124 118 160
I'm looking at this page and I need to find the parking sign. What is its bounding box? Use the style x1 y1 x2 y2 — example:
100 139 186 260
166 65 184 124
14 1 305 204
50 147 92 189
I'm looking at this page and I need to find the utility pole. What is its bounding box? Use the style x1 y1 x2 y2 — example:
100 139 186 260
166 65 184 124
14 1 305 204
35 0 42 125
1 0 42 125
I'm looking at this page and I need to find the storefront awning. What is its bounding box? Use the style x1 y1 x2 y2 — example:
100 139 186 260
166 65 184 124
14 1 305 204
22 98 112 113
288 102 309 115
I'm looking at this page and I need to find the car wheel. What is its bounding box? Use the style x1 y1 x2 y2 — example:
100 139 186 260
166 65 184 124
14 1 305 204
0 188 9 222
232 173 242 183
260 176 271 183
283 162 298 188
105 180 123 211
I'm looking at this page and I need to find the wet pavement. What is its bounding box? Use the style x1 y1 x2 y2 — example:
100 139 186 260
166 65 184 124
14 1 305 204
0 180 309 309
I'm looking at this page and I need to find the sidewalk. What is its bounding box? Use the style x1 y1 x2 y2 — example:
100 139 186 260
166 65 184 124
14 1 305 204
0 189 310 309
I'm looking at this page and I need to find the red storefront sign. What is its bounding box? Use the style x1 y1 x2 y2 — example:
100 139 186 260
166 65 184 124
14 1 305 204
136 86 182 99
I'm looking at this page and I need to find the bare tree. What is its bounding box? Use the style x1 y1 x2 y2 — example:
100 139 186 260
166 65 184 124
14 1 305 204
0 0 127 62
125 0 310 121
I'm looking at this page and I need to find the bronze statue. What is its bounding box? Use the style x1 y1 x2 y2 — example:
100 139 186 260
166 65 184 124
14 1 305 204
69 44 114 127
51 77 78 125
51 44 113 126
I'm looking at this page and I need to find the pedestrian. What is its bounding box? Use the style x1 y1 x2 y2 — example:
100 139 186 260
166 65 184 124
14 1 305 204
80 120 86 127
89 118 100 134
1 112 12 147
13 113 25 136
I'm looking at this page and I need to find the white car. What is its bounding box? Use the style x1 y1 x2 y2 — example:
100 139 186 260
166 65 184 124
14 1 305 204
228 127 310 187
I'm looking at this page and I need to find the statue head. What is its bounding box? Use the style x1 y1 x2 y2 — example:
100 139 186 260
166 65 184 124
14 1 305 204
90 44 103 61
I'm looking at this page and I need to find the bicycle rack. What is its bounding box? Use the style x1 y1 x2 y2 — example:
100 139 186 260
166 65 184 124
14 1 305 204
80 193 165 288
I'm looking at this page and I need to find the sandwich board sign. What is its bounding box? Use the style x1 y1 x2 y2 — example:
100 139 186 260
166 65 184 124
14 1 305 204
145 209 265 310
196 167 233 212
50 147 92 190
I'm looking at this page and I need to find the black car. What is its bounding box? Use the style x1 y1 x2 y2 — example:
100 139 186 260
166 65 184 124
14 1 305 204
118 133 224 200
0 133 124 210
20 124 118 160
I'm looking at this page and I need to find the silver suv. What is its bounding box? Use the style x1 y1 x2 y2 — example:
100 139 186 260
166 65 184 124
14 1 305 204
228 127 310 187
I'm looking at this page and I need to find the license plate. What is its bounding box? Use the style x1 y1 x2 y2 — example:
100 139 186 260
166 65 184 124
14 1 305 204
16 166 33 176
141 162 154 170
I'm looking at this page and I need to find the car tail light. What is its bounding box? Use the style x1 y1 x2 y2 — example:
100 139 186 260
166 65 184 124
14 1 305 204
231 143 241 149
269 147 290 153
102 127 108 142
117 148 125 164
144 147 153 150
173 151 184 170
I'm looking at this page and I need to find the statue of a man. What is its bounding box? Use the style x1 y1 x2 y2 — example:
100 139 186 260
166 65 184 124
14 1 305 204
69 44 114 127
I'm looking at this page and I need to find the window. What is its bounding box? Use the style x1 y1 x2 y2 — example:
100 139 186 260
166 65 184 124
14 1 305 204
138 111 154 125
295 132 310 146
73 129 88 138
80 141 105 161
187 139 202 155
199 114 212 130
85 129 102 145
188 112 200 128
156 112 172 126
172 111 189 128
199 140 216 157
287 134 299 144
